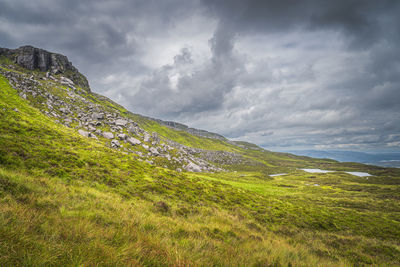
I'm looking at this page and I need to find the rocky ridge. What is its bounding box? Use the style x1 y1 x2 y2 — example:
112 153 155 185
151 118 228 141
0 62 249 173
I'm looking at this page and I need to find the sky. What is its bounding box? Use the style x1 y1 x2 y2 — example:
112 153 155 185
1 0 400 152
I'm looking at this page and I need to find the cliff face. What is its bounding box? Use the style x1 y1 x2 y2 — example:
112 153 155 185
0 45 90 91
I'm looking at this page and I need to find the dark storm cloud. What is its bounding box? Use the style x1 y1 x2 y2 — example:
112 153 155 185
1 0 399 151
202 0 398 44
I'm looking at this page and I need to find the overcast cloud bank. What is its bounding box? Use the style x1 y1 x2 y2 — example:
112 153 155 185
1 0 399 151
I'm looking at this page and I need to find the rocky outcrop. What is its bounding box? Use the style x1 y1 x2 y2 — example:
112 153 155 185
185 162 202 172
150 118 227 141
0 61 227 174
0 45 90 91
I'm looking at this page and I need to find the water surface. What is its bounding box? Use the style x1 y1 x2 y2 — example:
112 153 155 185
345 172 371 177
301 169 334 173
269 173 288 177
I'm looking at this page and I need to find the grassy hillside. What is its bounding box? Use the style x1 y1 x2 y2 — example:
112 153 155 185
1 62 400 266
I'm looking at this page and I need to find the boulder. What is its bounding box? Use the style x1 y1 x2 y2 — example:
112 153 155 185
128 126 139 135
88 125 96 132
60 76 74 87
143 133 151 142
127 137 141 145
149 147 159 156
59 107 69 114
117 133 128 140
92 112 104 120
185 162 202 172
89 133 98 139
78 129 89 137
111 139 120 148
115 119 128 127
102 132 114 139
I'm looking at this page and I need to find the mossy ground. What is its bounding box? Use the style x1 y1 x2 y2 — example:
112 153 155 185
0 73 399 266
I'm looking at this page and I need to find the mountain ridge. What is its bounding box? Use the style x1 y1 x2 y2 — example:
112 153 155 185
288 149 400 168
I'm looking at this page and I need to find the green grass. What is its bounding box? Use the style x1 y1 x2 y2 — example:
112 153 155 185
135 118 239 151
0 70 400 266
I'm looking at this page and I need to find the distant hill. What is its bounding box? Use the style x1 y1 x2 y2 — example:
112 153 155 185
288 150 400 168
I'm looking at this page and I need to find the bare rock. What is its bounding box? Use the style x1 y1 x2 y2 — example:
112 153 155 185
102 132 114 139
92 112 104 120
149 147 159 156
143 133 151 142
127 137 141 145
88 125 96 132
117 133 128 140
78 129 89 137
185 162 202 172
111 139 120 148
0 45 90 90
115 119 128 127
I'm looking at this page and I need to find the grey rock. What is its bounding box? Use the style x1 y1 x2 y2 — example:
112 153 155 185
117 133 128 140
127 137 141 145
102 132 114 139
143 133 151 142
60 76 74 87
89 133 98 139
128 126 139 135
59 107 69 114
92 112 104 120
88 125 96 132
115 119 128 127
111 139 120 148
149 147 159 156
78 129 89 137
185 162 202 172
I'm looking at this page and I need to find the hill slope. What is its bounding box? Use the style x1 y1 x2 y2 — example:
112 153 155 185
0 46 399 266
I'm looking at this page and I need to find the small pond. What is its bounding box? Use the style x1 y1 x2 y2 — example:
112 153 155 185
301 169 334 173
344 172 371 177
269 173 288 177
301 169 371 177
